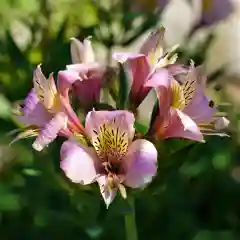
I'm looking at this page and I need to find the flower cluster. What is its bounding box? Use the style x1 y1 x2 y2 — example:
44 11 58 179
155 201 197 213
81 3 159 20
12 27 229 208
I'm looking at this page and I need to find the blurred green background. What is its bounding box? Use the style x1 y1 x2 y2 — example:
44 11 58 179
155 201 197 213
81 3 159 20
1 0 240 239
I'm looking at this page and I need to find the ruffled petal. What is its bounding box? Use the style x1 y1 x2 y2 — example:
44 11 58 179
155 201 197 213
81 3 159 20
85 110 135 143
61 140 99 184
123 139 158 188
32 112 68 151
163 109 204 142
16 89 51 126
58 63 105 108
57 70 81 99
97 175 117 208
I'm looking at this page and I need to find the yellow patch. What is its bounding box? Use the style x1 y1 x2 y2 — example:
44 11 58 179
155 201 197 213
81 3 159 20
92 118 128 161
202 0 212 12
34 67 60 113
170 80 185 109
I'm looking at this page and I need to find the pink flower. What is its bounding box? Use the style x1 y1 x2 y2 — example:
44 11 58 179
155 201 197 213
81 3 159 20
113 27 185 107
146 64 229 141
200 0 232 26
60 110 158 208
13 65 85 151
58 38 106 108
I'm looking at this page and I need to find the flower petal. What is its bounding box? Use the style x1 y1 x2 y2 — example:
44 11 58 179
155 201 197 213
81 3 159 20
182 67 216 123
144 68 170 89
163 109 204 142
61 140 98 184
113 52 151 106
214 117 230 131
201 0 232 26
139 26 165 56
70 37 84 64
72 77 102 107
16 89 51 126
85 110 135 143
82 38 95 63
97 175 117 208
145 68 171 134
32 112 68 151
123 139 158 188
58 63 105 108
57 70 81 99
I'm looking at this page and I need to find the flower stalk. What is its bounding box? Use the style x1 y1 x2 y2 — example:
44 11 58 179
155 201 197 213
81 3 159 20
125 195 138 240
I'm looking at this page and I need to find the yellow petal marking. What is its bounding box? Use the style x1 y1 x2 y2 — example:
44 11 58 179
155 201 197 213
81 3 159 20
92 117 128 161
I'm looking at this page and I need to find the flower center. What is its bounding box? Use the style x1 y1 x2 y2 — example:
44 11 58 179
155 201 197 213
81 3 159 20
91 116 130 191
92 117 129 163
170 76 196 110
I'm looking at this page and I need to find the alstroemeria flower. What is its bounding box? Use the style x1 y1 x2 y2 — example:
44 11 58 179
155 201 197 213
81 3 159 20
61 110 158 207
13 65 85 151
113 27 185 107
200 0 232 26
147 64 229 141
59 37 106 109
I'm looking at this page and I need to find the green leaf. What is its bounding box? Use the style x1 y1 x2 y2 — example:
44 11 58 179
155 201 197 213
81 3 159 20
117 63 129 109
134 122 148 135
147 100 159 134
93 102 115 111
6 30 31 70
163 139 196 156
0 94 11 119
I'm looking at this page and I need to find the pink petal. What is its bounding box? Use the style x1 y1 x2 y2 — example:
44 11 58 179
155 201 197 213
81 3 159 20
85 110 135 143
17 89 52 126
57 70 81 99
139 27 165 56
32 112 68 151
163 109 204 142
61 140 99 184
144 68 170 89
72 77 102 107
183 88 216 123
113 52 146 63
183 67 215 123
97 175 117 208
201 0 232 25
167 64 187 76
58 63 105 108
145 69 171 133
123 139 158 188
113 52 151 106
59 95 85 134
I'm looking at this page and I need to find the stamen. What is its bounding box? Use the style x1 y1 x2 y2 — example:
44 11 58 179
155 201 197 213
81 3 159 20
182 75 196 106
91 118 129 161
171 80 185 109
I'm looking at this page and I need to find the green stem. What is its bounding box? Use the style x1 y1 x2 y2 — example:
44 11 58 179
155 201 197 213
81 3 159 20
124 196 138 240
